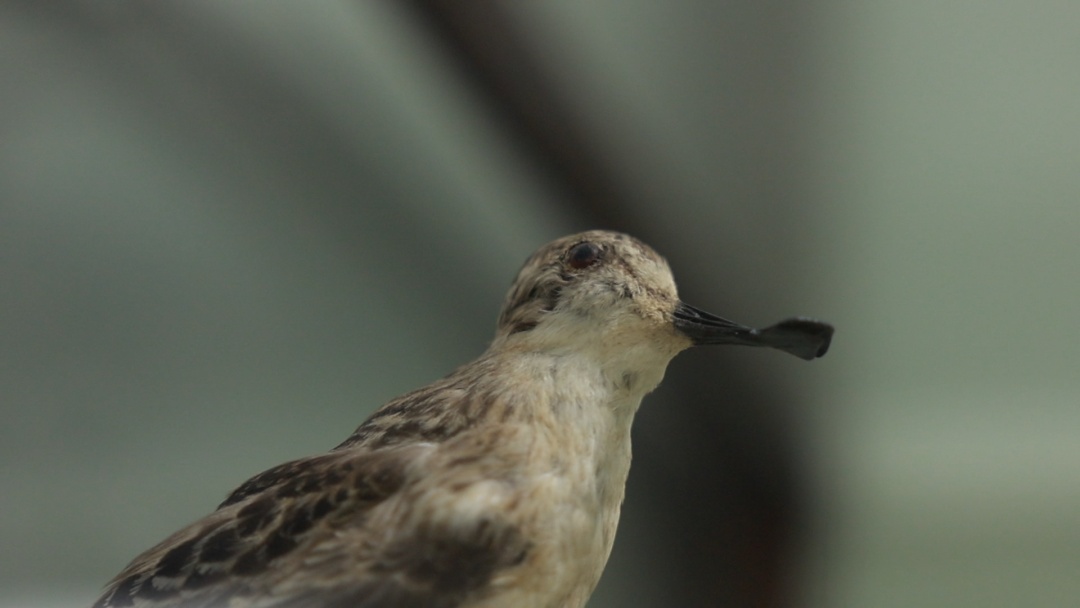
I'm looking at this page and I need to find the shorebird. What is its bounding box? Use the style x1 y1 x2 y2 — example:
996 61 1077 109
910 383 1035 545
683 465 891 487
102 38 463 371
93 230 832 608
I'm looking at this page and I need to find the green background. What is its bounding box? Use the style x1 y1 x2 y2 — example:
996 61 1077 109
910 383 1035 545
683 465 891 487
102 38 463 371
2 2 1077 606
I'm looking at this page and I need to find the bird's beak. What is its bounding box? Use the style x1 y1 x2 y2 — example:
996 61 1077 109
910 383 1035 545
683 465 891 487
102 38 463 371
673 301 833 361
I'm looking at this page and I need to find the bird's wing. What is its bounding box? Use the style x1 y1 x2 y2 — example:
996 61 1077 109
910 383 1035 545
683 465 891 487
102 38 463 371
93 436 531 608
92 447 407 608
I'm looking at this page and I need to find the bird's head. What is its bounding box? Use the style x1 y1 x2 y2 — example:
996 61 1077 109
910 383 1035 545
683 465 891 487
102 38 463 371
493 230 832 362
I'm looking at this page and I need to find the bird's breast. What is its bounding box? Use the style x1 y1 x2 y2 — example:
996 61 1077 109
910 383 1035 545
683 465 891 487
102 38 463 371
487 353 645 605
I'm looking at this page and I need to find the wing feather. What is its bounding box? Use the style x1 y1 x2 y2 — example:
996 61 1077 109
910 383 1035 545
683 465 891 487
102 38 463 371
94 424 532 608
93 447 408 608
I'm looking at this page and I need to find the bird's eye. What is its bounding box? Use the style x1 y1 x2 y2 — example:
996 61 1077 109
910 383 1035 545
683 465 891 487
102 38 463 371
566 241 601 269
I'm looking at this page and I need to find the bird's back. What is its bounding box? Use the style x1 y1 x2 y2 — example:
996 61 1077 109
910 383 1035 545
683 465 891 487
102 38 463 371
93 351 627 608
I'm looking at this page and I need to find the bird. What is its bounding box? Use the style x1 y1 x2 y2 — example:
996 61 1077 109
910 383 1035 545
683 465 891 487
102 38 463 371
92 230 833 608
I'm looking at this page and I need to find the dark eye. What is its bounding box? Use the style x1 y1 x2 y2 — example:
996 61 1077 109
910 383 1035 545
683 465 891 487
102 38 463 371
566 241 601 269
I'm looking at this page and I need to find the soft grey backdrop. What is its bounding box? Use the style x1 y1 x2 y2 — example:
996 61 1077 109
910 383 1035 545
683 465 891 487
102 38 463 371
2 2 1078 607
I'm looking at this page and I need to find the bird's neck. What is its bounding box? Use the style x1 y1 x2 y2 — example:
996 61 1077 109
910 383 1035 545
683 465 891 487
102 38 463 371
492 317 683 400
480 333 678 483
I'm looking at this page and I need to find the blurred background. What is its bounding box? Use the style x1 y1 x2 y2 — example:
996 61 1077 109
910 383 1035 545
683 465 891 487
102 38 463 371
2 1 1077 607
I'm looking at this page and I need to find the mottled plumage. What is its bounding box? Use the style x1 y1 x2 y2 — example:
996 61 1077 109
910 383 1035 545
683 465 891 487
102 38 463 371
93 230 832 608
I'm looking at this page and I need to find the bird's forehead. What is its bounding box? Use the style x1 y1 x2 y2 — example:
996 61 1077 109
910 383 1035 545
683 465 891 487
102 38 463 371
524 231 667 272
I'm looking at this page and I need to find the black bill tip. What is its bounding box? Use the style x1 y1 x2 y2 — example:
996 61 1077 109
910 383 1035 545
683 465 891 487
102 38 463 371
754 317 834 360
673 301 834 361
